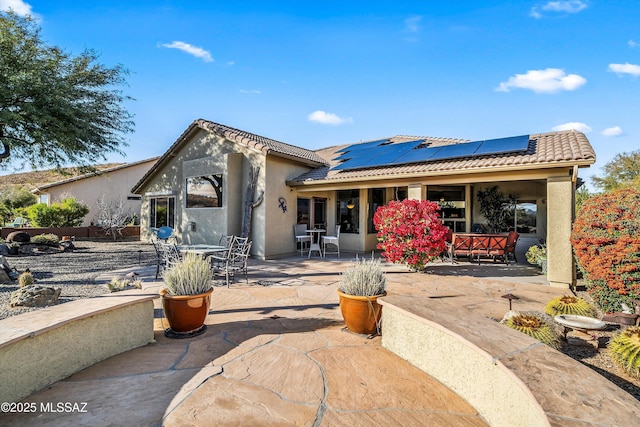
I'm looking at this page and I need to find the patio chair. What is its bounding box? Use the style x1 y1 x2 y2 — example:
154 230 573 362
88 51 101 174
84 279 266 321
293 224 311 256
159 240 182 272
321 225 341 258
470 235 491 264
450 234 473 263
506 231 519 262
440 228 453 262
151 239 165 279
487 235 509 265
212 239 252 287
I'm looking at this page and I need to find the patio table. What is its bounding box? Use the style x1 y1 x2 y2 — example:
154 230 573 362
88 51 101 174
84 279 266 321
177 244 227 257
306 229 325 258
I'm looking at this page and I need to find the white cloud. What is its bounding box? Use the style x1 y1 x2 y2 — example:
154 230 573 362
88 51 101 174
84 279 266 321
496 68 586 93
239 89 261 94
307 111 352 125
159 41 213 62
608 62 640 76
629 40 638 48
551 122 592 133
0 0 33 16
602 126 623 137
530 1 588 18
404 16 422 33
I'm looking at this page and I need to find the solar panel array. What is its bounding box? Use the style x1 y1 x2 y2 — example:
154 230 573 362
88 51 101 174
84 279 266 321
331 135 531 171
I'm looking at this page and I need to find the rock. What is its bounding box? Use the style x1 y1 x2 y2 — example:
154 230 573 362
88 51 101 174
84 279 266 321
6 231 31 243
10 285 61 307
0 269 11 284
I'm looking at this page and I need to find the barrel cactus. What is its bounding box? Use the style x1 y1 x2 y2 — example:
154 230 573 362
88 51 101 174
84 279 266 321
608 326 640 379
504 314 561 350
18 271 34 287
545 295 597 318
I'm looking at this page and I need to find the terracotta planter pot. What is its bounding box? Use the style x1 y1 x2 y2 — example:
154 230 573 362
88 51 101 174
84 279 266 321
337 289 387 335
162 288 213 334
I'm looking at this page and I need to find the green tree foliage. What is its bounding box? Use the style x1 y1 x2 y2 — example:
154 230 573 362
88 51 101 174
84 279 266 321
476 186 516 233
0 185 36 222
25 197 89 227
591 150 640 192
574 185 592 213
0 11 133 169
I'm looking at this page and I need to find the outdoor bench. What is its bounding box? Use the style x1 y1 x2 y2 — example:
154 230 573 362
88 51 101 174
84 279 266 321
0 290 158 403
450 233 509 264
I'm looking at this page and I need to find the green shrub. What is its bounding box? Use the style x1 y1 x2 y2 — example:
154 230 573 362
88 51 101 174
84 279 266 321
504 313 560 350
30 233 60 245
339 255 387 296
571 187 640 312
609 326 640 379
25 197 89 227
545 295 597 317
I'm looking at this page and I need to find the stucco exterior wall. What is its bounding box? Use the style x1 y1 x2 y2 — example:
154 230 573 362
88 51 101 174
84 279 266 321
38 160 156 226
546 176 575 288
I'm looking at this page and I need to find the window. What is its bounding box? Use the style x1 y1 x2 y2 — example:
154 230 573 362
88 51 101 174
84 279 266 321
336 189 360 234
368 188 386 233
427 185 466 232
297 198 310 225
150 196 175 228
505 201 537 234
186 174 223 208
39 194 49 205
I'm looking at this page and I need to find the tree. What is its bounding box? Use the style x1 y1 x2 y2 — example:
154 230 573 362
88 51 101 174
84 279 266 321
25 197 89 227
0 185 36 222
95 195 132 240
591 150 640 192
0 11 133 170
476 186 515 233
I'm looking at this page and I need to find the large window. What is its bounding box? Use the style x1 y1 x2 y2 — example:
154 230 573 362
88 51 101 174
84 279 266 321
297 198 310 225
150 196 176 228
186 174 223 208
368 188 386 233
336 189 360 234
505 201 537 233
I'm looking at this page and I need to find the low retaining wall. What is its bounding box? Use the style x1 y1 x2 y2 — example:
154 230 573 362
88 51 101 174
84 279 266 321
1 226 140 240
379 294 640 427
0 290 157 403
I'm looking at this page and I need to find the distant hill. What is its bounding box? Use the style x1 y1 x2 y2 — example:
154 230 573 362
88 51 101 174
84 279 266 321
0 164 125 190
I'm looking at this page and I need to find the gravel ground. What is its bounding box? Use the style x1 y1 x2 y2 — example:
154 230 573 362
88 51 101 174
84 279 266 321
0 240 155 320
0 241 638 401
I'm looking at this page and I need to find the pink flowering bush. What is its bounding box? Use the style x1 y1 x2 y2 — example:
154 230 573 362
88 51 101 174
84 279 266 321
374 199 448 271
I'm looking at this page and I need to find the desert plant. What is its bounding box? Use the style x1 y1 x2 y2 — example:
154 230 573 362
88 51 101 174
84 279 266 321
339 255 387 296
571 187 640 311
504 313 561 350
18 271 34 287
108 277 142 292
162 253 213 296
608 326 640 379
374 199 448 271
30 233 60 246
476 186 517 233
545 295 597 318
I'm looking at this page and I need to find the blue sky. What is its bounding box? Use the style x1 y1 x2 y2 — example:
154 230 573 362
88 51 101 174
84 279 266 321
2 0 639 188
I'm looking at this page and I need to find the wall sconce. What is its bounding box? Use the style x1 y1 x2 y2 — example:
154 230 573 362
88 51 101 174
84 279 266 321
189 221 196 232
347 200 355 209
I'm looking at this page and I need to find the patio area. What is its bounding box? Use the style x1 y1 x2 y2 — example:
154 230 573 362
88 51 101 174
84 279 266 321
2 244 598 427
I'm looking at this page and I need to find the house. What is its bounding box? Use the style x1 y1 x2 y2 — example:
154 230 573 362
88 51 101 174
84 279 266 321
132 119 596 289
32 158 159 226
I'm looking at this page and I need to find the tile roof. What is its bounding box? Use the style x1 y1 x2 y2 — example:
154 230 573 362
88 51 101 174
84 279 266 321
289 130 595 185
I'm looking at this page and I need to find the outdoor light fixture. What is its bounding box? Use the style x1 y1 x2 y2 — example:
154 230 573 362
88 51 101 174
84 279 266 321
347 200 355 209
501 293 520 311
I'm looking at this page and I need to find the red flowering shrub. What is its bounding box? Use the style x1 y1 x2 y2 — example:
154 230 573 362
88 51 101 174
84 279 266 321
571 187 640 312
373 199 448 271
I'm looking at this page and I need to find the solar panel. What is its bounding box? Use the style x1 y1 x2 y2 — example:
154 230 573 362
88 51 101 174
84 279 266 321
332 134 531 171
336 139 389 153
474 135 530 156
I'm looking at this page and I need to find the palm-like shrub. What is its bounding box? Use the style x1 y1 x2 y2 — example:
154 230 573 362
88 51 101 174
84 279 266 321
609 326 640 379
339 256 386 296
504 314 560 350
162 253 212 296
571 187 640 312
545 295 597 318
374 199 448 271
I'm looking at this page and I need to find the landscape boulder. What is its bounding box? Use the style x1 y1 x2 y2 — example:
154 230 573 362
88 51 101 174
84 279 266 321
10 285 61 307
7 231 31 243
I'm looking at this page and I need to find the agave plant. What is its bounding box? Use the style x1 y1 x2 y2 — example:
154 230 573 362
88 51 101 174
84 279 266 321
504 313 561 350
609 326 640 379
545 295 597 318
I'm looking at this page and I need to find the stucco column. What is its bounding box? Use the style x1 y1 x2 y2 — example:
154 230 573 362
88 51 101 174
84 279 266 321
546 176 575 288
407 184 425 200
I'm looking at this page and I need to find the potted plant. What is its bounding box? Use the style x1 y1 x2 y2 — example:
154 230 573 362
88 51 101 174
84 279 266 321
337 255 387 335
160 253 213 337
